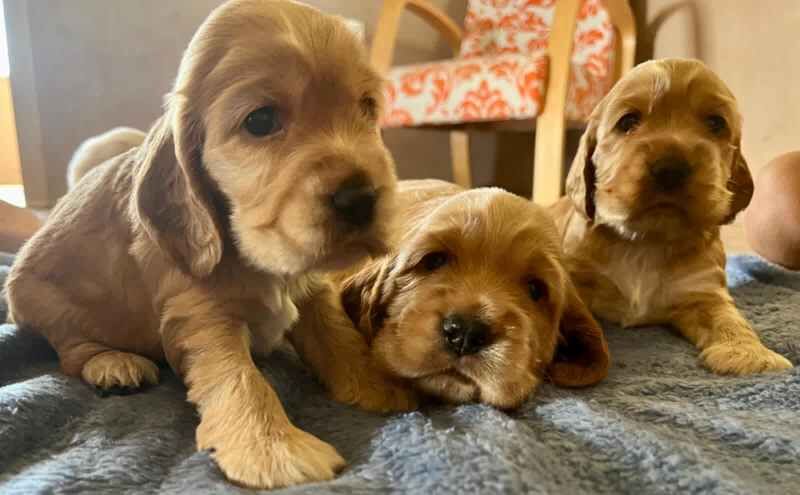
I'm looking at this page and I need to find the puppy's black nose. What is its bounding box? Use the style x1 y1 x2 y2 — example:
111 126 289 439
650 156 692 191
441 314 491 356
331 176 376 228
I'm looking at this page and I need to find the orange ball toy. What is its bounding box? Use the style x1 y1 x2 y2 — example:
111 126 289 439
744 151 800 270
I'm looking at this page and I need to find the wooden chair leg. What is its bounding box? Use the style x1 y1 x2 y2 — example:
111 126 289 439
532 112 566 205
532 0 579 205
450 130 472 188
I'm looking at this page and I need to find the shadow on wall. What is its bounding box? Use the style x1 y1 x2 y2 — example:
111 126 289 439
9 0 501 206
631 0 703 62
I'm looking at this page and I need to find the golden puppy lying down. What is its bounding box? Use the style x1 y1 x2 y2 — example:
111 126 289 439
5 0 415 489
550 58 793 375
296 180 610 409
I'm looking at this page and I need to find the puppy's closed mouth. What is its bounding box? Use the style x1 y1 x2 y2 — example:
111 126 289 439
343 236 391 261
416 366 476 387
438 369 474 386
646 199 681 210
361 237 391 258
413 369 480 404
639 201 689 218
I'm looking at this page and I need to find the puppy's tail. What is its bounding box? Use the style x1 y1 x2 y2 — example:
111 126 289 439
67 126 146 189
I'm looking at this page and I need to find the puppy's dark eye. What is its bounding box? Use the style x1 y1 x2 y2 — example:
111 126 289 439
420 251 449 271
615 112 641 134
244 106 282 137
361 96 378 121
705 114 727 135
527 278 547 301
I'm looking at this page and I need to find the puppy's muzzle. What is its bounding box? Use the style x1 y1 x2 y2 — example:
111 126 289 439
330 175 376 228
442 314 491 356
650 155 692 192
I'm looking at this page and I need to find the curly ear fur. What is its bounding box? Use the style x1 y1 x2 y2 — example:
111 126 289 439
131 104 223 278
565 117 599 221
548 280 610 387
722 146 754 224
339 257 396 341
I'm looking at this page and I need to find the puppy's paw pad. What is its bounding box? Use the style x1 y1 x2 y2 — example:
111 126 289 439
208 426 345 489
82 351 159 390
701 342 793 375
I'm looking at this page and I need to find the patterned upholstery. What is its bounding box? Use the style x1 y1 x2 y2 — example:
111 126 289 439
383 0 616 127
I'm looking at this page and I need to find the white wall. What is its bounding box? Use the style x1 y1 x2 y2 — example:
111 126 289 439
7 0 494 207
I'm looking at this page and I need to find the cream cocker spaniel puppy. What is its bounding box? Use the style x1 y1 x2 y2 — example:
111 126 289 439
550 58 792 375
6 0 414 489
298 180 611 410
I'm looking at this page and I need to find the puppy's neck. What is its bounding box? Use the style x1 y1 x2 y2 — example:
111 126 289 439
592 221 719 255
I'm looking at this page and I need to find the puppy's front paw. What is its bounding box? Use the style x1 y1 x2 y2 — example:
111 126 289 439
81 350 159 390
350 375 418 414
199 422 345 489
329 365 418 413
700 342 793 375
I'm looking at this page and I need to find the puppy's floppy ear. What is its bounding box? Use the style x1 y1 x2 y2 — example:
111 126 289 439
721 145 754 224
565 114 600 220
549 280 610 387
340 256 396 341
131 102 223 278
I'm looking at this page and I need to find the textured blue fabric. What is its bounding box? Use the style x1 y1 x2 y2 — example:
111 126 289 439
1 255 798 494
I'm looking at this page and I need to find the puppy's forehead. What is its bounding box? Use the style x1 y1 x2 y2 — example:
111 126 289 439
200 0 381 97
608 59 737 117
431 189 561 253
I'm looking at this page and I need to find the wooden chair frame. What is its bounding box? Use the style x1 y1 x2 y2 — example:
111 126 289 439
371 0 636 204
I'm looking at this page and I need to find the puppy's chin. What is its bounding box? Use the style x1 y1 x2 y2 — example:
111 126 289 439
232 213 389 277
599 194 727 241
310 238 389 272
414 372 479 405
412 366 537 410
237 232 385 276
612 206 692 241
373 329 538 410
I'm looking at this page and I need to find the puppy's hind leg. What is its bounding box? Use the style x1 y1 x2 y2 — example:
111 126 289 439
6 272 159 392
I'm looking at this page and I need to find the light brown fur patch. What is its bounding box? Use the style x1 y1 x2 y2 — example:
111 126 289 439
5 0 403 489
552 58 792 375
296 180 610 410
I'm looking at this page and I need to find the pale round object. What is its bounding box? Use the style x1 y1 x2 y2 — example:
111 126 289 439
744 151 800 270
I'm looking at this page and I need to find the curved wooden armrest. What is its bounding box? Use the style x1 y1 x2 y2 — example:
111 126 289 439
539 0 637 124
371 0 463 74
538 0 582 120
541 0 636 121
605 0 637 78
533 0 636 203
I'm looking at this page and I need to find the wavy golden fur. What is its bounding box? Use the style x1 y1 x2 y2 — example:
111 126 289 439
5 0 415 489
300 180 610 410
550 58 792 375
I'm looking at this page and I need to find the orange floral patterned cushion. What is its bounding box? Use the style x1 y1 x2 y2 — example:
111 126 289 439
383 0 615 127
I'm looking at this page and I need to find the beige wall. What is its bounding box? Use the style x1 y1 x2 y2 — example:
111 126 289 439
0 78 21 184
7 0 226 206
638 0 800 176
7 0 490 207
10 1 796 207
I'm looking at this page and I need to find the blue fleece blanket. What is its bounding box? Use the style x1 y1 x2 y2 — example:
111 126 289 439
1 254 799 494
